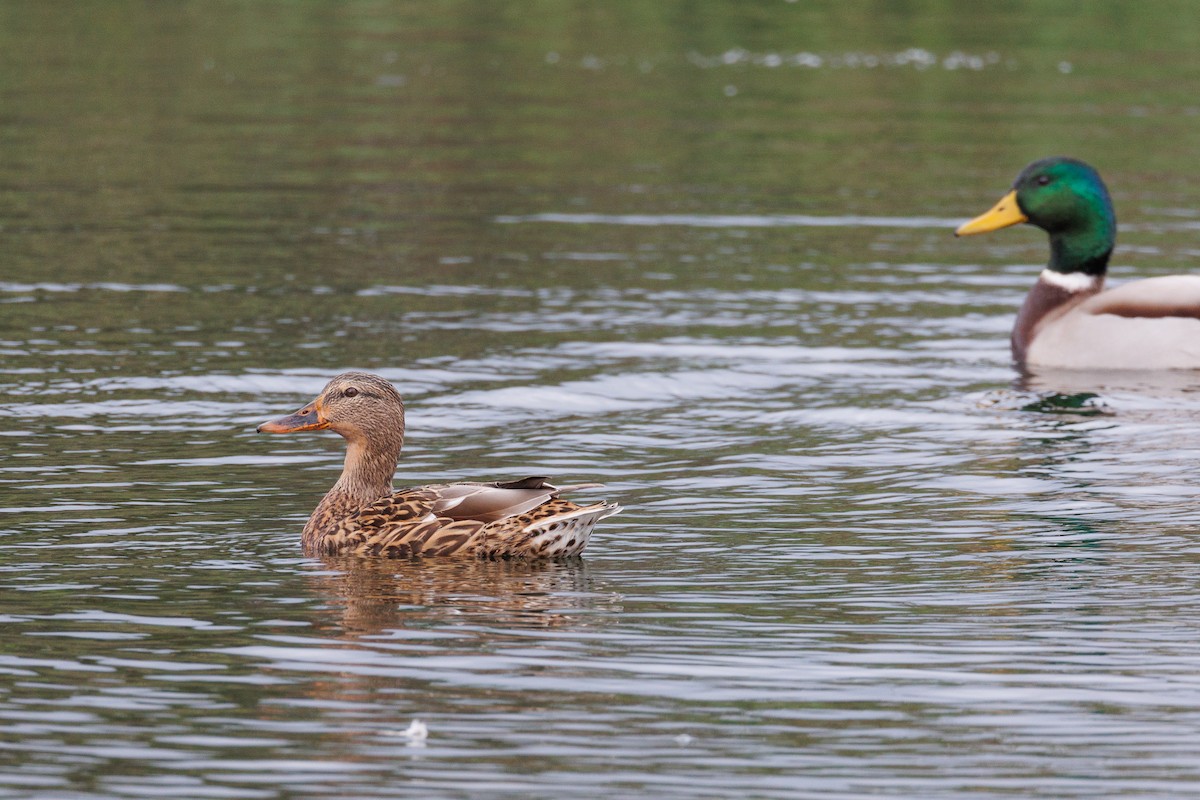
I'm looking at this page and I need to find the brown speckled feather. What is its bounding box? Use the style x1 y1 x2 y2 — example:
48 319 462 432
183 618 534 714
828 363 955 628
258 372 621 560
318 484 618 559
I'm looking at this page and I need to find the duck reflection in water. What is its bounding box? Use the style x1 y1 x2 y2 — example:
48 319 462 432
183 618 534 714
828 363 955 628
307 555 615 635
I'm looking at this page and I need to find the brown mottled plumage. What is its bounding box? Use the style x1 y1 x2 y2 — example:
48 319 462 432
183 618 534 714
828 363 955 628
257 372 621 559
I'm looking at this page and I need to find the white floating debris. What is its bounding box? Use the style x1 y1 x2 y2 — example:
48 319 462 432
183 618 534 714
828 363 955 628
384 719 429 745
722 48 747 65
685 47 1004 72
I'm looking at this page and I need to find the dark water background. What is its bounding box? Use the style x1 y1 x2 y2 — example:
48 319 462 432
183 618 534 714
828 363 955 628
4 3 1200 798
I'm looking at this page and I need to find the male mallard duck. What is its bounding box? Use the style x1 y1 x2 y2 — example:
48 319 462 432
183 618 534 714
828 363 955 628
257 371 621 558
956 156 1200 369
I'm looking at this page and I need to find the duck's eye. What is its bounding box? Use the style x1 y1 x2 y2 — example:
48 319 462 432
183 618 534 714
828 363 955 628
1036 175 1051 186
343 387 359 398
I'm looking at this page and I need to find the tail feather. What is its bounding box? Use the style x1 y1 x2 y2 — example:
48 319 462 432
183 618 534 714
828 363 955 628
519 501 621 558
552 482 607 494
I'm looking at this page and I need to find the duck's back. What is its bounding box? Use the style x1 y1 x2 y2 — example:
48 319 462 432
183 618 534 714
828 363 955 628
307 479 620 559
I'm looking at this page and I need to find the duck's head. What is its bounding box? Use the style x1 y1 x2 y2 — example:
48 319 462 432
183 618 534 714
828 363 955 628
257 371 405 447
956 157 1116 275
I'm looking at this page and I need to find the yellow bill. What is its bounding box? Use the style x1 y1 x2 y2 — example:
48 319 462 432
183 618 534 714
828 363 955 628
955 190 1028 236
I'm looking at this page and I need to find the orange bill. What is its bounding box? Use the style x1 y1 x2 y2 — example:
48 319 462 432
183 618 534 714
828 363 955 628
257 401 327 433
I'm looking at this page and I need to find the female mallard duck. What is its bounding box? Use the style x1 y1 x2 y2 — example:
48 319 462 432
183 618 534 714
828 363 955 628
956 156 1200 369
257 371 621 559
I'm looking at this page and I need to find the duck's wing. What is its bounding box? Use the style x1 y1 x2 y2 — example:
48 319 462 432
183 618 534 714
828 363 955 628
1078 275 1200 319
427 477 606 523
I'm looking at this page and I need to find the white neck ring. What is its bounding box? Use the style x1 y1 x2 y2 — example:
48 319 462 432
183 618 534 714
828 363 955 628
1039 268 1101 293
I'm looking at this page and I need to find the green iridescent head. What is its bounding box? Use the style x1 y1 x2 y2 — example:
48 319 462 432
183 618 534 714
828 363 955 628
957 157 1116 276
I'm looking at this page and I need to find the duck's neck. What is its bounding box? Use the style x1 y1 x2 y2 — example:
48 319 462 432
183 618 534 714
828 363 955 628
1046 199 1115 278
333 435 400 503
302 431 402 551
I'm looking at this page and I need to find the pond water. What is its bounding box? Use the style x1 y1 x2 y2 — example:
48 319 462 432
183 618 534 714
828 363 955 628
4 2 1200 798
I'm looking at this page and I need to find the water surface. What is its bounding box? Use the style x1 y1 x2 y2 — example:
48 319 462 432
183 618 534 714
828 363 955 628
4 3 1200 798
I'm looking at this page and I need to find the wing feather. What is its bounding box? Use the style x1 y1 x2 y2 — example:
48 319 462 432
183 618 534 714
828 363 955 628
1080 275 1200 319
